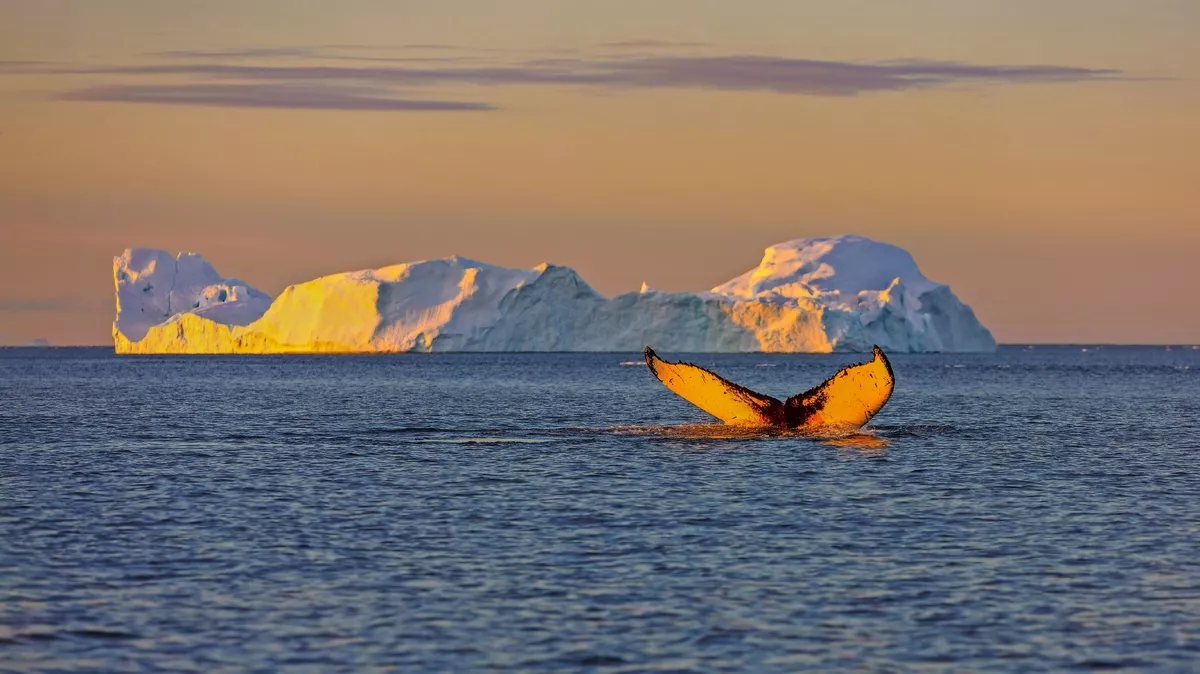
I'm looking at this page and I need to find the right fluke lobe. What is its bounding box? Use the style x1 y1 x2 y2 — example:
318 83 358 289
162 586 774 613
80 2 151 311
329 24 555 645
783 346 894 430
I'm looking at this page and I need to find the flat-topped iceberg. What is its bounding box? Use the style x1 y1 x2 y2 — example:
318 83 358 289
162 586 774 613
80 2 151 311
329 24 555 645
112 235 995 353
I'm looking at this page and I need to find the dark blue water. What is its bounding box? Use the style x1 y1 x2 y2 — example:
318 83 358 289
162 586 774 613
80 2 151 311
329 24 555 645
2 346 1199 672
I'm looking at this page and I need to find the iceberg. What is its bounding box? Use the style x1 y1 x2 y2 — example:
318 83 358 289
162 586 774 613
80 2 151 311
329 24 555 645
113 248 273 352
112 235 995 354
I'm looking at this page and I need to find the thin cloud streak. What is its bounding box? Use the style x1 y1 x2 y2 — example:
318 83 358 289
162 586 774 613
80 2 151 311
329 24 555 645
0 298 79 313
150 48 486 65
0 60 50 70
603 56 1125 94
150 44 485 60
58 83 496 111
151 47 317 59
30 52 1129 112
51 55 1124 95
599 39 712 48
327 55 484 64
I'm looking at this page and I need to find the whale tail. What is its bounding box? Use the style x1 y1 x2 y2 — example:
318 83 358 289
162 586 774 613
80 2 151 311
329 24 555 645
643 346 894 430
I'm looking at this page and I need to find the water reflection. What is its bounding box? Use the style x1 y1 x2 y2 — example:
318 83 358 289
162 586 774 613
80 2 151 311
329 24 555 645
612 424 891 451
824 433 890 450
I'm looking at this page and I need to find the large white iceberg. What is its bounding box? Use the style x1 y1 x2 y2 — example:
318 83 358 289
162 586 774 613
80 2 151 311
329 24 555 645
112 236 995 353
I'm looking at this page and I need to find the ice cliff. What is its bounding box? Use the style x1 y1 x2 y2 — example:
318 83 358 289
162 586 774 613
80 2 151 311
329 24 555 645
112 236 995 353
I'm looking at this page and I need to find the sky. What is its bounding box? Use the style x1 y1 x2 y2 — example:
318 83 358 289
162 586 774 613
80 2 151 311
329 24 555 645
1 0 1198 346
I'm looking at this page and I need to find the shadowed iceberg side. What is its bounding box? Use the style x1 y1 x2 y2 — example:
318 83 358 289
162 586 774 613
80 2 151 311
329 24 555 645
112 235 996 354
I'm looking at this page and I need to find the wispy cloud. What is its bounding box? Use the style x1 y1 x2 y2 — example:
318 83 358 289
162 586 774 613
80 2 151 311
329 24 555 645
0 297 79 313
326 55 484 64
56 55 1121 94
10 46 1129 112
0 60 49 70
149 44 479 57
146 45 486 64
598 56 1123 95
394 43 469 51
58 83 494 111
150 47 319 60
146 44 509 63
599 39 711 49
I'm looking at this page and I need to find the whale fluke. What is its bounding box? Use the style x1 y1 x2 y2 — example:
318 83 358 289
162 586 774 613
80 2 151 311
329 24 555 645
643 346 894 430
643 347 786 426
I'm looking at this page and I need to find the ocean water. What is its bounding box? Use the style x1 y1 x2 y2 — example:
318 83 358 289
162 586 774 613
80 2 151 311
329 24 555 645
2 346 1199 672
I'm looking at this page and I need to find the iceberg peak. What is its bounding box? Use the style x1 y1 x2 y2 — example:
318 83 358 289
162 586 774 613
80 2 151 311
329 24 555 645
713 235 938 300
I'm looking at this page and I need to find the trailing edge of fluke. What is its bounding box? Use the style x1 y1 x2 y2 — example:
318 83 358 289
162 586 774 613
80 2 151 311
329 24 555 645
643 346 895 430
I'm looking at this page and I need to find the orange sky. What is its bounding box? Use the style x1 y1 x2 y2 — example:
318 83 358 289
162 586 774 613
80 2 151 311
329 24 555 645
1 0 1198 345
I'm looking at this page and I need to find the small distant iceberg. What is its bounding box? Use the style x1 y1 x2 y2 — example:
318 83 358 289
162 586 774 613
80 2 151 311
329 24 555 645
112 235 996 354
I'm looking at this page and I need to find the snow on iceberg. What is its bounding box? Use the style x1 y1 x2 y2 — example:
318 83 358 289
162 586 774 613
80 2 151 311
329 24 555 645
112 236 995 354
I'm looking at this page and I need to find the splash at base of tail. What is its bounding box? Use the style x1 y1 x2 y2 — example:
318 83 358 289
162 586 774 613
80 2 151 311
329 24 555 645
643 346 894 431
